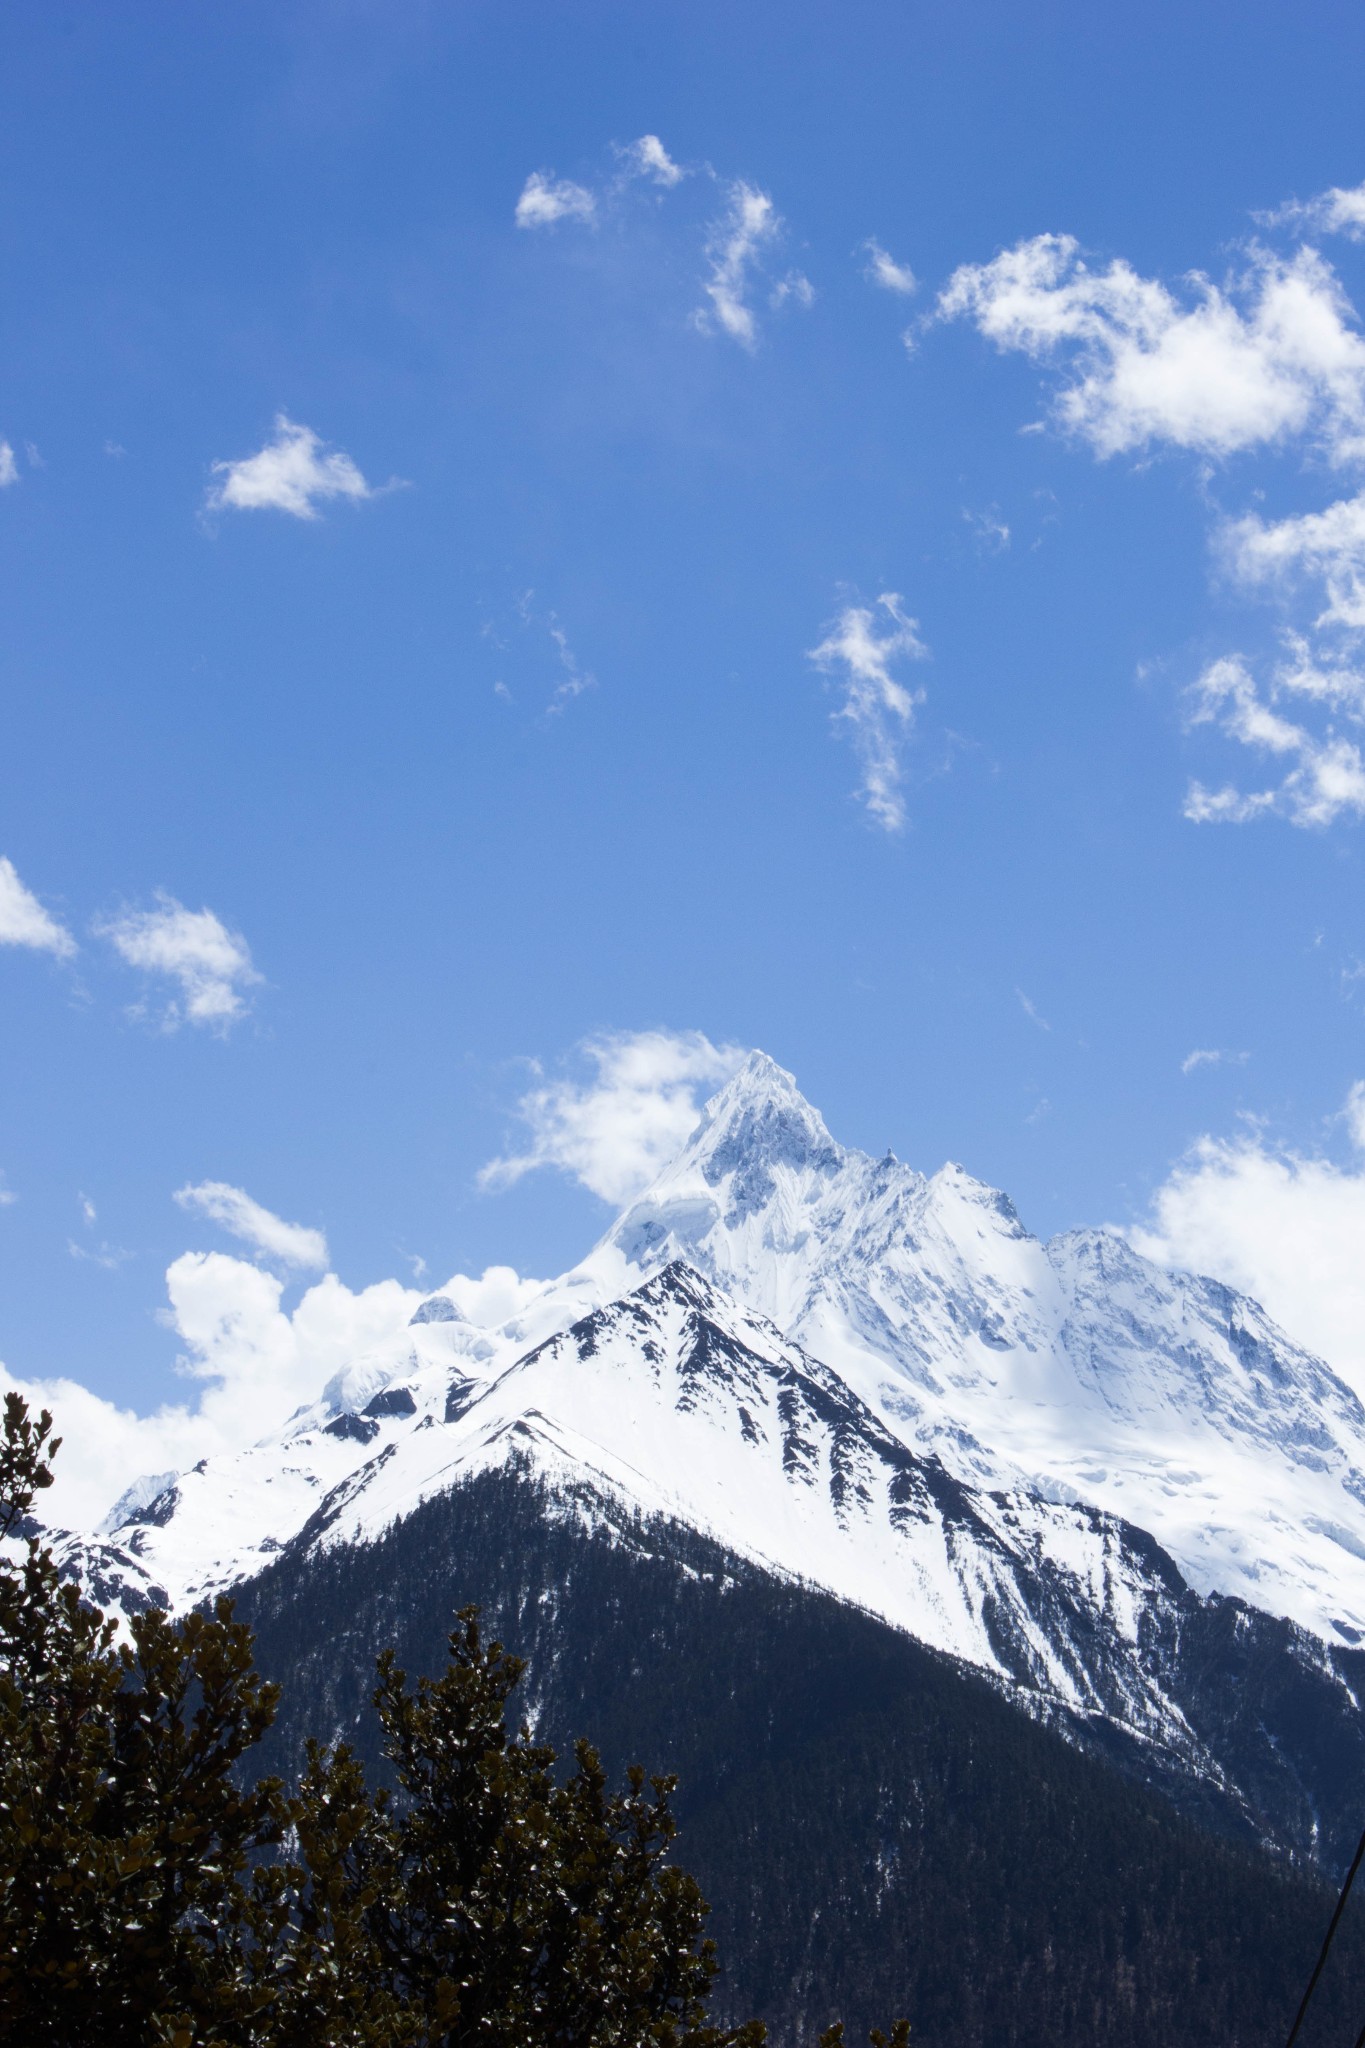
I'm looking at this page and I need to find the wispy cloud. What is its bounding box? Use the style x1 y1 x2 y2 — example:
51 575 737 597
97 893 261 1032
694 181 810 349
963 506 1011 552
618 134 685 187
808 595 929 832
0 442 18 488
1224 490 1365 636
481 1029 744 1206
863 240 917 295
1184 653 1365 828
1261 176 1365 244
1016 988 1051 1031
206 415 384 520
937 234 1365 465
0 855 75 958
546 617 596 715
515 171 597 229
174 1180 328 1271
1181 1047 1250 1074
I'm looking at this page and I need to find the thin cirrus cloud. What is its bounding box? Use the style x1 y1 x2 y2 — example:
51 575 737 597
480 1028 745 1207
174 1179 329 1272
0 442 18 488
808 595 929 833
0 854 76 958
1181 1047 1250 1075
863 239 917 295
96 893 261 1032
205 414 386 521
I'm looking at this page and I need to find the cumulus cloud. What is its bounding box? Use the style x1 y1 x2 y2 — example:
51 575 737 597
1 1256 423 1529
695 181 800 349
1183 653 1365 828
1130 1086 1365 1399
480 1029 745 1206
97 893 261 1031
808 595 929 832
206 415 379 520
174 1181 328 1271
619 134 684 187
937 234 1365 464
515 172 597 229
0 442 18 487
0 856 75 958
863 240 917 295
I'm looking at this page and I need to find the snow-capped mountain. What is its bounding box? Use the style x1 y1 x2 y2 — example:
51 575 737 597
34 1049 1365 1847
594 1053 1365 1647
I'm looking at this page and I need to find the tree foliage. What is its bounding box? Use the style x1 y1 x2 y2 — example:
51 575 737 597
0 1394 905 2046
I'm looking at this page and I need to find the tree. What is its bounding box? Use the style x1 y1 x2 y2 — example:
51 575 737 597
0 1393 909 2045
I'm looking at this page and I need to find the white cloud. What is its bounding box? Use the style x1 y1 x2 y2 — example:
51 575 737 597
1016 988 1051 1031
963 506 1011 551
1184 653 1365 828
864 240 917 295
0 856 75 958
0 1174 16 1208
481 1029 745 1206
937 234 1365 464
695 181 786 349
546 617 596 715
1224 489 1365 635
1130 1087 1365 1398
619 134 684 187
515 171 597 229
206 415 378 520
1 1255 422 1529
174 1180 328 1271
0 442 18 487
1266 178 1365 244
97 893 261 1031
808 594 929 832
1181 1047 1249 1074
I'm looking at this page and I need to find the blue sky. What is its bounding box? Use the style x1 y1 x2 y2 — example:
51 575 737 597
4 0 1365 1515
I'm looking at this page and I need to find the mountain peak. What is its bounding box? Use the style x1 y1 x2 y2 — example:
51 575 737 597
683 1051 845 1193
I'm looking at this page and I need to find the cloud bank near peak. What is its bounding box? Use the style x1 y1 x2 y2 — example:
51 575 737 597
480 1028 745 1206
1130 1083 1365 1400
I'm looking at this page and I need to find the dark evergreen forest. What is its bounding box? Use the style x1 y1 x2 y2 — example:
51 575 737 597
235 1463 1365 2048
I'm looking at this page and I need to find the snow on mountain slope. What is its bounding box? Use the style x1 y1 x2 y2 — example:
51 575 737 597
91 1258 1261 1779
590 1054 1365 1645
51 1051 1365 1666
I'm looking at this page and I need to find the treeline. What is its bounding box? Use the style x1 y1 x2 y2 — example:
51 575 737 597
0 1394 904 2048
237 1459 1365 2048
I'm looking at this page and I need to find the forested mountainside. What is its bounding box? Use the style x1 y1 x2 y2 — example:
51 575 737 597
234 1461 1365 2048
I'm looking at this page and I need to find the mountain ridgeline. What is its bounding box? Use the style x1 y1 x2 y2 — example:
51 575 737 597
41 1054 1365 2043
